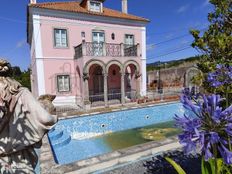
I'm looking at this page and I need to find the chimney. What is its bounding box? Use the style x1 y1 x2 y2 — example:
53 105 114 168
122 0 128 14
30 0 36 4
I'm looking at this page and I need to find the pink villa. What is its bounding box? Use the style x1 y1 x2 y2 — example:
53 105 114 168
27 0 149 107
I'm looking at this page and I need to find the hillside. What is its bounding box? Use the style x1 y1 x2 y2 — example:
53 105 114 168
147 56 201 72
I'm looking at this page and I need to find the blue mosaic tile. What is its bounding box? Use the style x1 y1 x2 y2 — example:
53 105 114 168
48 102 185 164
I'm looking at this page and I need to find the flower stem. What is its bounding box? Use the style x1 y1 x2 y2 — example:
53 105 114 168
213 145 218 174
226 86 231 152
228 136 232 151
226 87 229 108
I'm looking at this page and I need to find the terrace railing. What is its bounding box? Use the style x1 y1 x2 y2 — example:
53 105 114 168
88 89 182 107
106 43 121 57
124 44 138 57
74 41 139 59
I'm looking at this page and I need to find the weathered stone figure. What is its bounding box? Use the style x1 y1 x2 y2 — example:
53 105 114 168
0 59 57 173
38 94 56 114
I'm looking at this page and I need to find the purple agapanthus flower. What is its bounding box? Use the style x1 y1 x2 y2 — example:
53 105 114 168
182 88 191 99
182 87 200 100
175 92 232 164
207 64 232 88
218 144 232 164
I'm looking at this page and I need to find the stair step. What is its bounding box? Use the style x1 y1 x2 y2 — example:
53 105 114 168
51 132 71 149
49 130 64 141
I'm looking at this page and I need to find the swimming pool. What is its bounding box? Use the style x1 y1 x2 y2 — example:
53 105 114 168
48 102 185 165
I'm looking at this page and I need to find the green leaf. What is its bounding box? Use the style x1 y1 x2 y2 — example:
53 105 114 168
202 158 211 174
217 158 223 173
165 157 186 174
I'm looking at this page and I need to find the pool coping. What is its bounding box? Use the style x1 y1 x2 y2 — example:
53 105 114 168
58 100 180 120
39 135 182 174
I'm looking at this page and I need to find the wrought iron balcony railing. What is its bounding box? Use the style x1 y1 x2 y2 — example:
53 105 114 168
74 41 139 59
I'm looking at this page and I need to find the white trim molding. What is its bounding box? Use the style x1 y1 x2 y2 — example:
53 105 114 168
53 96 82 106
30 7 149 28
33 14 46 96
141 27 147 96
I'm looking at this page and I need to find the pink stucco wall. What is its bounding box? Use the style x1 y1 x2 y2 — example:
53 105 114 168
40 16 143 58
43 59 82 96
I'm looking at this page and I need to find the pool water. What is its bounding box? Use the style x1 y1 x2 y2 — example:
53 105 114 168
48 102 185 165
100 121 181 151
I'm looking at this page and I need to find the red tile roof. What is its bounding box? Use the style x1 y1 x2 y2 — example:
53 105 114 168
29 1 149 22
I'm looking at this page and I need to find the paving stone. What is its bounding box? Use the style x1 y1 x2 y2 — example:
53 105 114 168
118 146 143 155
77 157 100 167
119 150 152 163
98 151 121 161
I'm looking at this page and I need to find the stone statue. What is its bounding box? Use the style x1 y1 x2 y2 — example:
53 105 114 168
0 59 57 173
38 94 56 114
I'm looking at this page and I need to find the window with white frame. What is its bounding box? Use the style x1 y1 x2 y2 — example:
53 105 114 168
125 34 135 46
54 29 68 47
57 75 70 92
89 1 102 12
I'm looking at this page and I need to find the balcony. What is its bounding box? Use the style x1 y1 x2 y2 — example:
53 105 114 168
74 41 139 59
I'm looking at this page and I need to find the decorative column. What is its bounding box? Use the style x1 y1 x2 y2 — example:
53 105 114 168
83 73 89 103
121 72 125 104
104 73 108 107
136 43 140 57
135 72 141 98
103 42 107 56
82 40 86 56
120 43 124 57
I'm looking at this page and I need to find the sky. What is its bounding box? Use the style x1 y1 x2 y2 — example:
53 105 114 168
0 0 214 70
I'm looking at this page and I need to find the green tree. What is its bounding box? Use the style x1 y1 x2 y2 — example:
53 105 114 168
12 66 22 76
12 67 31 90
190 0 232 93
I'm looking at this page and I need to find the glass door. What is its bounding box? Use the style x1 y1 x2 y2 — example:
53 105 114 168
92 31 105 56
125 34 134 48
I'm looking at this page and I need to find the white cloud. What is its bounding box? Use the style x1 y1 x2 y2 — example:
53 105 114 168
177 5 189 13
16 39 26 48
165 33 174 39
146 43 155 51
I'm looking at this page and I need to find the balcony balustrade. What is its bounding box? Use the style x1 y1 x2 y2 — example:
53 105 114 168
74 41 139 59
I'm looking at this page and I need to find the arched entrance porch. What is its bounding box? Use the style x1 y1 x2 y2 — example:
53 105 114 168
106 63 122 104
123 60 141 104
83 60 106 106
83 59 141 107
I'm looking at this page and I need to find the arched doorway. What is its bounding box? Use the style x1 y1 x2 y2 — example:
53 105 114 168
89 64 104 103
107 64 121 104
93 66 104 94
123 60 140 103
83 60 106 106
125 64 137 100
185 67 202 94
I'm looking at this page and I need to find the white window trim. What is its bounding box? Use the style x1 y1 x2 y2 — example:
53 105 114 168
125 34 135 46
54 28 68 48
57 75 71 92
88 0 103 13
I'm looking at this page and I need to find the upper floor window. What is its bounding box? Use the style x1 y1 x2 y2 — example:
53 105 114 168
89 1 102 12
125 34 134 46
57 75 70 92
54 29 68 48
